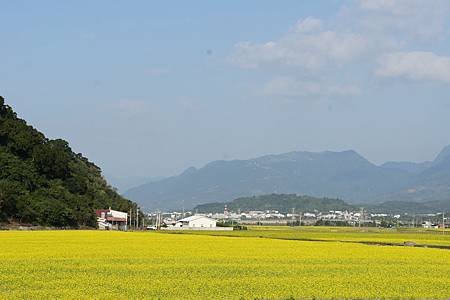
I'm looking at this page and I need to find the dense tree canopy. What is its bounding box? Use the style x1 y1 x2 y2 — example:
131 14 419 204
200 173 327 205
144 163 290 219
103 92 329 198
195 194 356 213
0 96 138 227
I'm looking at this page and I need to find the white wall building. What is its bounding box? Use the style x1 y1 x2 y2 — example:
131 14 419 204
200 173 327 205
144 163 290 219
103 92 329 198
96 208 128 230
178 215 217 228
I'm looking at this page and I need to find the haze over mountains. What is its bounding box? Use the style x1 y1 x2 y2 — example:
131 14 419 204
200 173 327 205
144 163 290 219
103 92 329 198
105 175 163 194
125 146 450 211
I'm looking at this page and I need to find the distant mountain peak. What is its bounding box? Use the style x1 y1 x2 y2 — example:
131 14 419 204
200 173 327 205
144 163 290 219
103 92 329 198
181 166 197 175
253 149 369 164
124 147 418 211
324 149 367 159
434 145 450 164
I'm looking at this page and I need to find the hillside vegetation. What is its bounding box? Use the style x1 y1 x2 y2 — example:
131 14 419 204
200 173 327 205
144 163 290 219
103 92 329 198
195 194 355 213
196 193 449 214
0 96 136 227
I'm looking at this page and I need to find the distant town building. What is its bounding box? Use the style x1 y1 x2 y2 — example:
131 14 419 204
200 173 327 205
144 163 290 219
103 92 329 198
422 221 438 229
96 208 128 230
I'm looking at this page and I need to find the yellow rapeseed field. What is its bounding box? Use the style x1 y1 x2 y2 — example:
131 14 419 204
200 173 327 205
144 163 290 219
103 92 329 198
170 226 450 247
1 230 449 299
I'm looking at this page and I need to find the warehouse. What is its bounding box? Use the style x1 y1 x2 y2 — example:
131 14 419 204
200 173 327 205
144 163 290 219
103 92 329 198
178 215 217 228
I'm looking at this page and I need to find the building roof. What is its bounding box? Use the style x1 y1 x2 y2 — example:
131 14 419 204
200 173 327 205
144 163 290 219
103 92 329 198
178 215 215 222
106 217 127 222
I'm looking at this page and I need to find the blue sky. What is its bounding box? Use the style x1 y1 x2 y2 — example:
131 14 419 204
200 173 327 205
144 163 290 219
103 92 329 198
2 0 450 180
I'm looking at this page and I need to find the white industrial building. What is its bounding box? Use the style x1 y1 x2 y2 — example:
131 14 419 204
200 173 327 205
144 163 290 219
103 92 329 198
177 215 217 228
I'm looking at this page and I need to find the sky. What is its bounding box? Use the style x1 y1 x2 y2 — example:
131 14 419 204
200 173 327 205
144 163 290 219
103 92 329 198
2 0 450 181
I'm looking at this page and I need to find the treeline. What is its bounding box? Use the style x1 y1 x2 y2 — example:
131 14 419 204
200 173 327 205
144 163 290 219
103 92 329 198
196 193 449 215
0 96 138 227
195 194 356 213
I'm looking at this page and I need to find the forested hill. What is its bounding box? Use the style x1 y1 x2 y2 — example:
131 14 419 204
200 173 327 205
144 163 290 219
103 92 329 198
195 194 356 213
0 96 137 227
195 193 450 214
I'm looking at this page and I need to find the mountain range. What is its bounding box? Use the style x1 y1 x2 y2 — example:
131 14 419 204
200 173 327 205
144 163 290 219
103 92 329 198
124 146 450 211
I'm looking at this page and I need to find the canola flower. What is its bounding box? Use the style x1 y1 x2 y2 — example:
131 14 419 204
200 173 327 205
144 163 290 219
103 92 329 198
0 230 449 299
166 225 450 247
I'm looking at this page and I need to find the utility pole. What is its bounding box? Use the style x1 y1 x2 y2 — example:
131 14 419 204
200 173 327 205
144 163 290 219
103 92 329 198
443 212 446 235
129 208 132 230
182 199 185 218
359 207 364 228
136 208 139 230
292 207 295 226
156 211 161 230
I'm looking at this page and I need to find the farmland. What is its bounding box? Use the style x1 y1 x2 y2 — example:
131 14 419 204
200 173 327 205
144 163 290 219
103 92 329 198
165 226 450 247
1 228 450 299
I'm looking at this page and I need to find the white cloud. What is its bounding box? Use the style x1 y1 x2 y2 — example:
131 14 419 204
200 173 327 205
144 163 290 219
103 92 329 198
376 51 450 83
294 17 323 33
231 17 367 70
230 1 450 102
231 1 450 71
358 0 450 16
263 76 360 98
355 0 450 40
358 0 422 15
